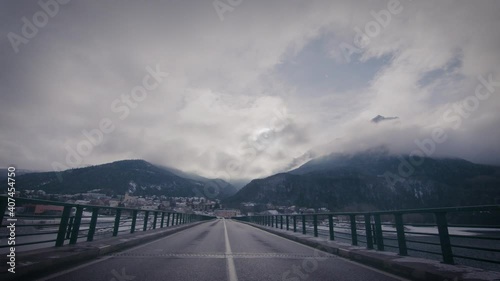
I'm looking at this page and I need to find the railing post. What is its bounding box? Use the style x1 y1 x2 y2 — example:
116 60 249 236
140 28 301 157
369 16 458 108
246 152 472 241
143 211 149 231
313 214 318 237
153 212 158 229
302 215 306 234
87 207 99 241
364 214 373 249
113 209 121 237
349 214 358 246
70 206 83 244
66 217 74 239
435 212 454 264
328 214 334 240
394 213 408 256
280 215 283 229
160 212 165 228
293 216 297 232
176 213 180 225
166 213 171 227
271 216 274 227
131 210 137 233
286 215 289 230
374 214 384 251
56 206 72 247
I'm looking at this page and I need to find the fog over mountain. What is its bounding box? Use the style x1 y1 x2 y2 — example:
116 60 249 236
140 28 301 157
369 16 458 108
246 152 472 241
1 0 499 182
225 149 500 211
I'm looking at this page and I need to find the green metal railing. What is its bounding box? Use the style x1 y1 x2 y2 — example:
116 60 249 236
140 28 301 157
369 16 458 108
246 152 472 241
0 196 213 250
235 205 500 270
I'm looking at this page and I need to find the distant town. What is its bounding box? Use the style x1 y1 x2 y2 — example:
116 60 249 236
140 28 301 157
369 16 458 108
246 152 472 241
7 189 331 218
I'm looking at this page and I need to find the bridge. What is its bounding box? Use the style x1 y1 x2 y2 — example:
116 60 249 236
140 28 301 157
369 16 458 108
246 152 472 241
1 197 499 281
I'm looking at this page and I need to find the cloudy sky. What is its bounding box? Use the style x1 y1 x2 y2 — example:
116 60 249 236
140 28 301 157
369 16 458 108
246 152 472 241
1 0 499 183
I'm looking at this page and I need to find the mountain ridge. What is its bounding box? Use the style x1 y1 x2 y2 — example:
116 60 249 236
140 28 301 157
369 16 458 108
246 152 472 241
224 151 500 211
12 159 238 199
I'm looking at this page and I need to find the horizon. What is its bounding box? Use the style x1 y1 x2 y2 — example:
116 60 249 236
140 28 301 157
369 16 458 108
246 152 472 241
3 150 498 189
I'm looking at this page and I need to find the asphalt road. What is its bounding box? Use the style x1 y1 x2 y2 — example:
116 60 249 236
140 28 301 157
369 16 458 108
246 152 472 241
37 219 408 281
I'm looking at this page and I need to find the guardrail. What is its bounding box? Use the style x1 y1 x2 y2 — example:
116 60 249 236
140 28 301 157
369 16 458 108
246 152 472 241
0 196 213 251
235 205 500 271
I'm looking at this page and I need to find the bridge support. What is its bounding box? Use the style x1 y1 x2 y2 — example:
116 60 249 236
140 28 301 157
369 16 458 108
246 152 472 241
436 212 454 264
394 213 407 256
349 214 358 246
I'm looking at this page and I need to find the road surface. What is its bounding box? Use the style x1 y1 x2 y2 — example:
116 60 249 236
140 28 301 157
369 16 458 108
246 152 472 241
37 219 408 281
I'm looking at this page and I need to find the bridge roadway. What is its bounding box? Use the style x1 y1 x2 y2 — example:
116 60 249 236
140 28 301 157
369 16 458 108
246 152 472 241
37 219 408 281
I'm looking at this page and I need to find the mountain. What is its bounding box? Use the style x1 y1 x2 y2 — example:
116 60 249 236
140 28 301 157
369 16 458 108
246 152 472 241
157 165 239 198
13 160 237 199
224 150 500 211
0 168 43 177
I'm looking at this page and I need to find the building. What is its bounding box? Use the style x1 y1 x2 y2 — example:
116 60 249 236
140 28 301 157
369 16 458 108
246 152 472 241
214 209 241 218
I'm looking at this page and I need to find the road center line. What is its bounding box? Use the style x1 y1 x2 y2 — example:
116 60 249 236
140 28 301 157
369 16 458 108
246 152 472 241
223 219 239 281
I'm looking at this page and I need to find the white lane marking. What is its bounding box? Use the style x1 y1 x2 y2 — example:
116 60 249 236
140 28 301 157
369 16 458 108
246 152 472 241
223 219 239 281
35 222 215 281
234 221 410 281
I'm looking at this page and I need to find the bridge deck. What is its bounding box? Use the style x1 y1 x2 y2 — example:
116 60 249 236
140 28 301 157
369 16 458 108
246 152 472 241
36 219 407 281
